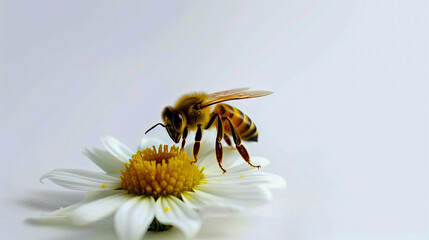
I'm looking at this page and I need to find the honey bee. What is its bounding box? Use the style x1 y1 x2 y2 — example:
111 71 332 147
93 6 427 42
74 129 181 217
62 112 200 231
145 88 272 173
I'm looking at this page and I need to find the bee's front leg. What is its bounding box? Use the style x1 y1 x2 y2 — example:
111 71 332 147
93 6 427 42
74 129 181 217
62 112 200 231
181 127 188 150
192 124 202 163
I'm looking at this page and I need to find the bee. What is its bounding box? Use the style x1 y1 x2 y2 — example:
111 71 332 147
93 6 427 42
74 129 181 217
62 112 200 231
145 88 272 173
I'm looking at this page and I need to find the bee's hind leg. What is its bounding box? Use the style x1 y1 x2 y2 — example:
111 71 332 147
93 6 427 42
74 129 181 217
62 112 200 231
222 117 261 169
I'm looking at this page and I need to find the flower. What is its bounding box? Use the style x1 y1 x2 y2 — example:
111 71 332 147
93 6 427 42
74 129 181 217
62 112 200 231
31 136 286 239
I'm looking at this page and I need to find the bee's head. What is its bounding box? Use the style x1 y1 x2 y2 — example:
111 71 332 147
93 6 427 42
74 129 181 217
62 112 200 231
160 106 185 144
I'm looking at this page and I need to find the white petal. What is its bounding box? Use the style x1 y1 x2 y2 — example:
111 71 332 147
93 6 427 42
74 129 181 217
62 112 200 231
193 145 270 175
183 135 239 173
200 147 246 174
83 147 126 175
224 156 270 174
71 192 129 225
181 190 218 210
196 183 272 208
194 150 218 171
155 196 201 238
206 171 286 188
184 137 269 174
191 147 241 175
28 190 124 225
27 200 84 225
140 138 166 151
84 189 128 201
58 190 126 214
101 136 133 162
114 196 155 240
184 142 193 157
40 169 121 191
181 190 242 211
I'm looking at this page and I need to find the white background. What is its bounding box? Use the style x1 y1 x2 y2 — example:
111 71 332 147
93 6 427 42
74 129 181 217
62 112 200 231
1 1 428 239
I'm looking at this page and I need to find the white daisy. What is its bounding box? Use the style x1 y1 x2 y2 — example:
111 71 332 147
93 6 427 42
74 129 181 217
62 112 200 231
32 136 286 240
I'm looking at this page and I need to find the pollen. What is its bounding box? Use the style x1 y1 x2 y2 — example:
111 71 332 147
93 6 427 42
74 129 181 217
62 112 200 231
120 145 205 198
101 184 106 188
164 207 170 212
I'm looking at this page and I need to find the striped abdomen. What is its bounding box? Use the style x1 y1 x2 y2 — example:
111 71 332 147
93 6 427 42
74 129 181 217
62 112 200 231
212 103 258 142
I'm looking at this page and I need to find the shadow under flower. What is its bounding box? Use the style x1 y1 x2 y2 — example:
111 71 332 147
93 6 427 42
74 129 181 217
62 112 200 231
16 190 85 212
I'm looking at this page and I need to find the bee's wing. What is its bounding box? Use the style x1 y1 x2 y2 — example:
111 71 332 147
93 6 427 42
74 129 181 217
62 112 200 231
207 88 250 98
201 89 273 108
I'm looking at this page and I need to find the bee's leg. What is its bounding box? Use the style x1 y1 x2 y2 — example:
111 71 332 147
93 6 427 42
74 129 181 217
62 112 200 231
192 124 202 163
205 113 226 173
215 114 226 173
181 126 188 150
204 114 218 129
224 134 232 147
222 117 261 169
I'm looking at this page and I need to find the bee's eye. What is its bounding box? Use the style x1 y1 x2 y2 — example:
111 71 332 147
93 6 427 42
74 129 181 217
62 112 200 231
172 113 183 130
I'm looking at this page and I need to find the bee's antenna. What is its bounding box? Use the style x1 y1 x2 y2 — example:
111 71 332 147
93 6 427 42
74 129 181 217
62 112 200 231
145 123 165 135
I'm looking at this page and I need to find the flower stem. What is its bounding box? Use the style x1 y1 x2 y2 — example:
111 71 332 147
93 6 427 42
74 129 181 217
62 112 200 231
148 218 173 232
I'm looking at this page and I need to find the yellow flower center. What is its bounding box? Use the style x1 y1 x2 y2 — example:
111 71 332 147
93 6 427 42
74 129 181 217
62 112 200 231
120 145 205 198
